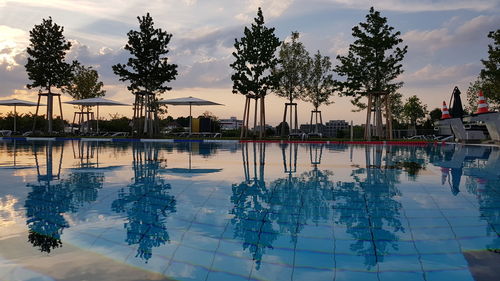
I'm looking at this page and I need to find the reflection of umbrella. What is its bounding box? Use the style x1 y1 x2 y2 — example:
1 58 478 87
0 140 35 170
159 143 222 177
64 97 129 133
158 96 223 134
0 99 45 132
449 87 464 118
161 168 222 177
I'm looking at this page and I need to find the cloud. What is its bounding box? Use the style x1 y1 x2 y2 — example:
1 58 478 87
402 63 479 86
182 0 198 6
0 25 28 66
327 32 350 56
0 53 30 98
235 0 294 22
403 15 500 53
172 56 233 89
321 0 500 12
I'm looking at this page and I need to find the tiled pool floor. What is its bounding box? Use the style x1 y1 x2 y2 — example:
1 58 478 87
0 141 499 280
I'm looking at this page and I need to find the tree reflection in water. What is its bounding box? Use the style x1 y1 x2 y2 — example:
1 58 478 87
231 143 336 269
230 142 276 269
25 141 105 253
230 144 417 271
25 142 68 253
112 143 176 262
335 145 405 268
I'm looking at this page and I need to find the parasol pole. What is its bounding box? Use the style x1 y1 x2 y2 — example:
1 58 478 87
97 104 100 134
189 103 192 134
14 104 17 132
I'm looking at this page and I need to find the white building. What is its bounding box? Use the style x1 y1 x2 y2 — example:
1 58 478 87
220 117 243 130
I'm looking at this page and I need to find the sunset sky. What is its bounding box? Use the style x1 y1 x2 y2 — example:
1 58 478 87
0 0 499 125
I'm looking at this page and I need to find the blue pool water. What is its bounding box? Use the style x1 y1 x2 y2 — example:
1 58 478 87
0 140 499 281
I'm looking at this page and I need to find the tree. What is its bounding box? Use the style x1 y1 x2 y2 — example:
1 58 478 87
63 63 105 100
387 92 404 128
302 50 335 133
466 77 499 112
465 30 500 112
25 17 73 133
479 29 500 99
334 7 407 139
402 95 428 134
230 7 281 139
63 63 105 132
273 31 309 135
112 13 178 136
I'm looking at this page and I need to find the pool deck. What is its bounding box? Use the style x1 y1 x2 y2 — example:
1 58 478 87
0 136 440 145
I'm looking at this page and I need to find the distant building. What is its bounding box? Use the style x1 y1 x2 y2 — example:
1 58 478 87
298 120 350 137
324 120 350 137
220 117 243 130
299 124 325 134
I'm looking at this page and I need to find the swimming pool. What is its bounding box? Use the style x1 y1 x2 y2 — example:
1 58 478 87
0 140 499 281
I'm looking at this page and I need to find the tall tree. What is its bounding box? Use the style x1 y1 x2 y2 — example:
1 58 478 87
480 29 500 98
402 95 428 135
25 17 73 133
112 13 178 136
273 31 309 135
230 7 281 139
334 7 407 139
302 50 335 133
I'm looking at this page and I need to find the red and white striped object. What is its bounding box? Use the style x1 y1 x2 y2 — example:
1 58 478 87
476 90 489 114
441 101 451 119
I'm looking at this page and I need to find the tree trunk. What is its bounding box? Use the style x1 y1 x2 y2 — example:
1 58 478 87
281 103 288 137
259 96 265 139
253 98 258 135
47 87 53 134
365 94 373 140
240 97 249 139
262 96 266 138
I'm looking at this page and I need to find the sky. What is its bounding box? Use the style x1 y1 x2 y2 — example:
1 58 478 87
0 0 499 125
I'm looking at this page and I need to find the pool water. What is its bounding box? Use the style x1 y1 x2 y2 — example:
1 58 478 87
0 140 499 281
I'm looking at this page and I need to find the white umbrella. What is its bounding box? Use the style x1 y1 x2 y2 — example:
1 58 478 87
158 96 223 134
64 97 129 133
0 98 45 132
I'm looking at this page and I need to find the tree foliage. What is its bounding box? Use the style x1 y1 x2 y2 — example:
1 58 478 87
25 17 73 92
63 63 106 101
303 51 335 110
480 29 500 97
387 92 404 127
274 32 309 103
466 30 500 112
112 13 178 94
429 108 442 124
230 8 281 99
466 77 499 112
334 7 407 109
402 95 428 127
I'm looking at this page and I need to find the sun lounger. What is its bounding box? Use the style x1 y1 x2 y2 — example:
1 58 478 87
110 132 129 137
0 130 12 136
438 118 487 142
463 112 500 142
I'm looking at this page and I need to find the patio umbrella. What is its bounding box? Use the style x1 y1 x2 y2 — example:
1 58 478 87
158 96 223 134
0 98 44 132
64 97 129 133
449 86 464 118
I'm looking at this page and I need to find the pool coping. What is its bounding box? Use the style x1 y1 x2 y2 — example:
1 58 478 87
0 136 450 146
